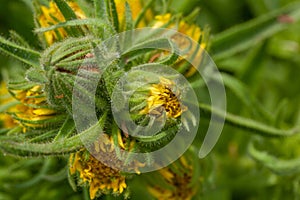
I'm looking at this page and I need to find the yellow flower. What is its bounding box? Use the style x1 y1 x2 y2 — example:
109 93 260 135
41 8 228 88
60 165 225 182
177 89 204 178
153 13 204 42
148 156 197 200
38 1 86 45
140 77 187 118
0 83 18 128
115 0 152 29
70 132 144 199
152 13 208 77
70 149 127 199
11 85 56 132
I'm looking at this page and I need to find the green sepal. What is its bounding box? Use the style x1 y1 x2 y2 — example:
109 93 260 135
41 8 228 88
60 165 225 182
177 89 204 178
53 116 75 141
10 112 65 130
49 70 75 114
7 80 38 91
93 0 110 38
103 64 124 97
41 36 96 71
0 113 107 157
25 68 48 84
136 122 179 152
68 165 78 192
112 122 121 159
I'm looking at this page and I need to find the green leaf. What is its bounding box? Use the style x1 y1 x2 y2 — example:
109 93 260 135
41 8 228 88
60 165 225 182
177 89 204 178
9 30 30 48
238 41 267 81
211 2 300 61
53 0 77 20
14 158 52 188
29 130 60 143
35 18 113 38
249 141 300 175
0 36 40 67
94 0 107 20
52 0 83 36
53 116 75 141
109 0 119 32
67 167 77 192
93 0 109 37
219 73 273 121
124 2 133 31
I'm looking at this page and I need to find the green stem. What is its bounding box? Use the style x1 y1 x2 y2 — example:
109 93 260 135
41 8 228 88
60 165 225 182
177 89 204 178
199 103 298 137
83 186 90 200
249 142 300 175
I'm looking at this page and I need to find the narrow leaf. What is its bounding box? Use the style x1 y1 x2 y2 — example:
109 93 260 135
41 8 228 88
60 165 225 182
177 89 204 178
94 0 107 20
35 19 112 35
53 116 75 141
53 0 82 36
125 2 133 31
0 36 40 67
108 0 119 32
211 2 300 61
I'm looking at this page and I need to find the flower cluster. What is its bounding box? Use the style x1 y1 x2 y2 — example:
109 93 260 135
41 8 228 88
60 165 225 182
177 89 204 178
0 0 208 199
70 149 127 199
148 156 198 200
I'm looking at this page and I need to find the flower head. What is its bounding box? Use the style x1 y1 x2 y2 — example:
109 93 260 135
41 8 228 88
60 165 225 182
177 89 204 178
153 13 204 42
140 77 187 118
10 85 57 132
148 156 197 200
70 149 127 199
38 1 86 45
0 83 18 128
152 13 208 77
115 0 152 29
70 132 144 199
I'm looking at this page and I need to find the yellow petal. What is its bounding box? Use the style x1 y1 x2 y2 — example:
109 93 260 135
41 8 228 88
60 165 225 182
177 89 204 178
32 108 56 116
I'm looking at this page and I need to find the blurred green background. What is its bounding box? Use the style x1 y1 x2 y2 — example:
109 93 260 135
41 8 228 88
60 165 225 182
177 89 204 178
0 0 300 199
